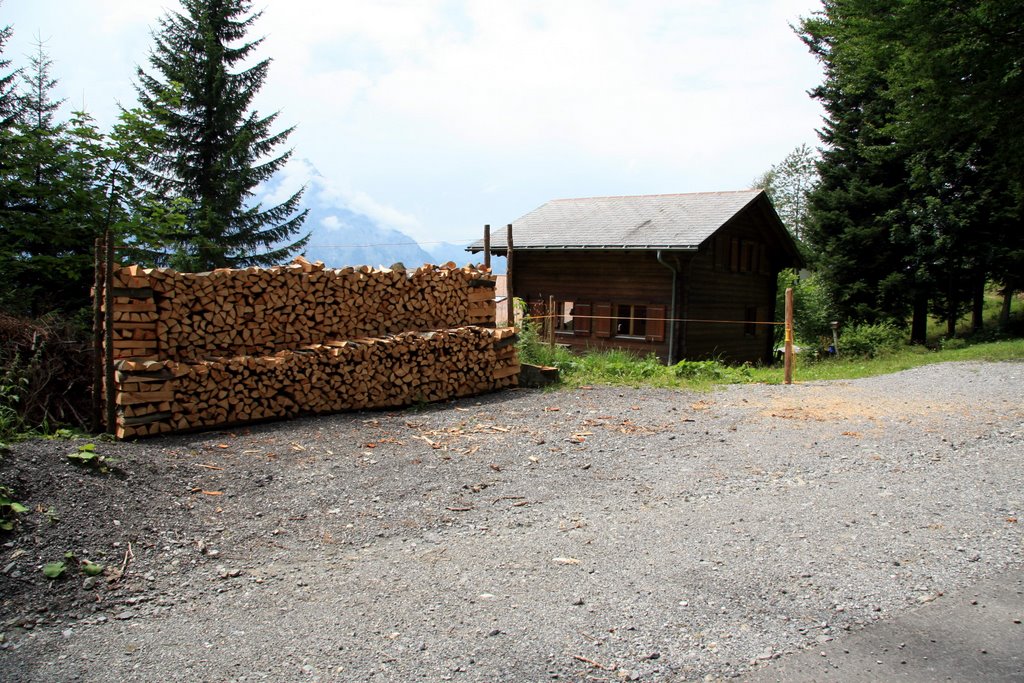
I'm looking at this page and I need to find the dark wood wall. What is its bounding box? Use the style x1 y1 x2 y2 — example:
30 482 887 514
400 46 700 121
683 214 780 363
511 214 789 364
512 250 675 360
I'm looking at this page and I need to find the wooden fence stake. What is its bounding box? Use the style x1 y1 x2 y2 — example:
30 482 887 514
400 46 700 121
483 224 491 269
784 287 794 385
505 224 514 327
547 294 556 349
91 236 104 433
104 229 115 434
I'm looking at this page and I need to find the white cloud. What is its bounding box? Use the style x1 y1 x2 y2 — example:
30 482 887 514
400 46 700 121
5 0 825 244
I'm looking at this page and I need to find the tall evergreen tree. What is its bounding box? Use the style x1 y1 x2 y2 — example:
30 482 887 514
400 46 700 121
0 11 20 128
886 0 1024 333
135 0 308 271
801 0 1023 340
0 40 95 315
799 1 927 339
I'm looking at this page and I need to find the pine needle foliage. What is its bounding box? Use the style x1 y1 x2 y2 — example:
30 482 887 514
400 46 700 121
135 0 308 271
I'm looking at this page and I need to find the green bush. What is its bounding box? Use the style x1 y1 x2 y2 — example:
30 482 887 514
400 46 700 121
777 269 836 347
673 359 729 381
837 322 905 358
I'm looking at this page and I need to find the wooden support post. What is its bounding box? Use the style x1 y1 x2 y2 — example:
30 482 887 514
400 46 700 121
505 224 514 327
483 224 491 269
784 287 794 385
104 230 116 434
91 236 104 433
547 294 556 349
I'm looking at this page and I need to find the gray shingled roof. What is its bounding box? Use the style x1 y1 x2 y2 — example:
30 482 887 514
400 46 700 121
470 189 768 251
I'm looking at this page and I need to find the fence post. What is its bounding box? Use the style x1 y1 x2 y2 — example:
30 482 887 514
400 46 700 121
92 236 105 433
483 224 490 270
104 229 115 433
505 224 514 327
547 294 556 349
784 287 794 385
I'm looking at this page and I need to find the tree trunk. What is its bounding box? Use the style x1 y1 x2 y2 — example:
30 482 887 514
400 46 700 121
998 282 1015 331
971 276 985 333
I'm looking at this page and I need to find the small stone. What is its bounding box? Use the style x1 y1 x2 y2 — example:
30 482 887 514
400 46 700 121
114 611 133 621
488 629 501 637
572 597 585 606
82 576 98 590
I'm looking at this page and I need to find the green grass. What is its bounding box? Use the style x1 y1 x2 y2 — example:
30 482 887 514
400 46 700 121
925 287 1024 342
520 337 1024 390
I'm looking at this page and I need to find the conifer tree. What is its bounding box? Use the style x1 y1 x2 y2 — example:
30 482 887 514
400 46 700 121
0 40 95 315
799 3 925 337
135 0 308 270
0 13 20 128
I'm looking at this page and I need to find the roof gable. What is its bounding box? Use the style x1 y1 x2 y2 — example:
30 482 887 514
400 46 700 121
471 190 776 251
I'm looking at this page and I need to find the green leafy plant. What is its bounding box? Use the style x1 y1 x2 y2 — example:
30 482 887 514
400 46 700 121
837 322 906 358
80 559 104 576
67 443 118 473
43 505 59 524
673 359 729 381
0 366 28 441
42 560 67 579
0 485 29 532
44 551 105 579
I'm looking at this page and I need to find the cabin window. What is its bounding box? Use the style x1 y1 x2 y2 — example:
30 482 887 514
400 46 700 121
743 242 756 272
615 304 648 338
554 301 575 334
729 239 763 274
744 306 758 336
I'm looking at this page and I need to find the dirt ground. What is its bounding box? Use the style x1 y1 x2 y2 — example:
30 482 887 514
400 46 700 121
1 360 1022 682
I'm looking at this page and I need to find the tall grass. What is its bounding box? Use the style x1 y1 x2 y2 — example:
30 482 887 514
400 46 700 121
517 316 1024 389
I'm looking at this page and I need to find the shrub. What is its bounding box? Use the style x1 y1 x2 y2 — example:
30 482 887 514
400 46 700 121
0 312 93 435
673 359 728 381
837 322 905 358
777 269 836 347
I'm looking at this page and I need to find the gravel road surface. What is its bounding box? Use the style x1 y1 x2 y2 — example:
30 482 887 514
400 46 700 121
1 360 1021 682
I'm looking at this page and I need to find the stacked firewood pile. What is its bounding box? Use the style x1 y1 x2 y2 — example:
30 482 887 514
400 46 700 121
104 259 516 439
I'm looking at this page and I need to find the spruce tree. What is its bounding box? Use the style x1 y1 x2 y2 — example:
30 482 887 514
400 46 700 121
0 14 20 128
799 2 924 336
0 40 95 315
135 0 308 271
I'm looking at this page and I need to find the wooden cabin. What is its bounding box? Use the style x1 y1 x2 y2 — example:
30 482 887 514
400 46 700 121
469 190 802 364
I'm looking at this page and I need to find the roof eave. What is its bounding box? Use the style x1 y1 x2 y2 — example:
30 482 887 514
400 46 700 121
466 244 700 253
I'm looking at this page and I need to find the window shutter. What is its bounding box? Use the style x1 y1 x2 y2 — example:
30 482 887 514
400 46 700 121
646 305 666 343
730 238 740 272
574 303 592 336
593 302 612 338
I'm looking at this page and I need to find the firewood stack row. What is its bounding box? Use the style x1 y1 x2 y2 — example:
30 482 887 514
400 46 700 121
109 259 497 362
105 258 516 438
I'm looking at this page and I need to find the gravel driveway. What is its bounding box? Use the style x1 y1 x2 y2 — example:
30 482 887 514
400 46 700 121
1 360 1021 682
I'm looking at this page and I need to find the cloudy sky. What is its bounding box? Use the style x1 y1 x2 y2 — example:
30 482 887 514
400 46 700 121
3 0 825 248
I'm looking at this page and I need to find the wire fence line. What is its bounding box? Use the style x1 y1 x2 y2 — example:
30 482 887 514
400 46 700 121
523 312 786 327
